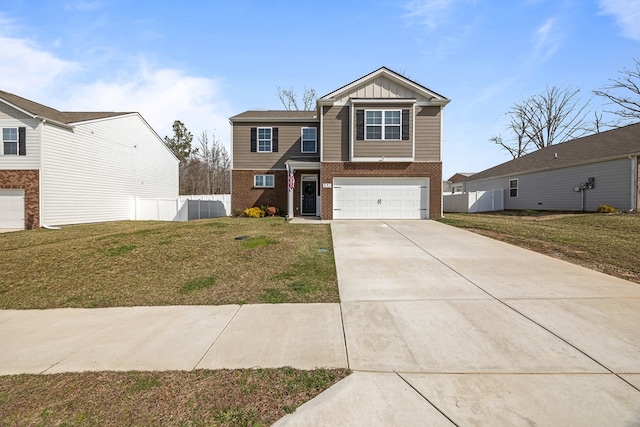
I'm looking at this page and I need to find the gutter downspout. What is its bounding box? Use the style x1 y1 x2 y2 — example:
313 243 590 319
631 156 638 212
39 119 61 230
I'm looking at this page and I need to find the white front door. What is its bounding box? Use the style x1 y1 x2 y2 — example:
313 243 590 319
333 177 429 219
0 189 25 229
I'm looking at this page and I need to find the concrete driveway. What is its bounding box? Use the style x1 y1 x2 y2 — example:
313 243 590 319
276 220 640 426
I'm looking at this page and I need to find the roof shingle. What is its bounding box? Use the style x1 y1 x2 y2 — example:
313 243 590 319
468 122 640 182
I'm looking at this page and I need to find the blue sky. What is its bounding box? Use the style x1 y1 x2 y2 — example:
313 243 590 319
1 0 639 178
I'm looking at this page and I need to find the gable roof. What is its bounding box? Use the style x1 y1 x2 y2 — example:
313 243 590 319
468 122 640 182
319 67 450 105
0 90 131 125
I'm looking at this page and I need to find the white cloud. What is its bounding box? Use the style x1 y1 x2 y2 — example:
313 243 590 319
0 36 79 97
404 0 458 30
65 63 232 146
598 0 640 41
64 1 104 11
530 18 561 63
0 29 232 149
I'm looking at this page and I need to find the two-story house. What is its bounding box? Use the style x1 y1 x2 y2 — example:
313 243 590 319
230 67 450 220
0 90 178 230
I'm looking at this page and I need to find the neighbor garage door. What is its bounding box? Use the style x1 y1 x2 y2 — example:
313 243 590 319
0 189 25 229
333 177 429 219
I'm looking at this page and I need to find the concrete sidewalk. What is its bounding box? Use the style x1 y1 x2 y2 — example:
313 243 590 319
2 219 640 425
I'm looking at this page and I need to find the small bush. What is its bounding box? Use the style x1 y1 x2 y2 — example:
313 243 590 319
597 204 618 213
244 207 265 218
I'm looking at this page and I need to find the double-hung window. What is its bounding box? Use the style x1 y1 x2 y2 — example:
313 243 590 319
254 174 274 188
2 128 18 155
301 127 317 153
365 110 401 140
258 128 272 152
509 179 518 198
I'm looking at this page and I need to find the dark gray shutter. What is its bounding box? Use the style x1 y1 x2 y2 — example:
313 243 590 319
356 110 364 140
402 110 409 141
250 127 257 152
272 128 278 152
18 127 26 155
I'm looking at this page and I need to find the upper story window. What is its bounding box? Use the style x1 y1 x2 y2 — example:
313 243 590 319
250 127 279 153
356 109 409 141
509 179 518 198
366 110 401 140
301 127 317 153
2 127 26 156
258 128 272 152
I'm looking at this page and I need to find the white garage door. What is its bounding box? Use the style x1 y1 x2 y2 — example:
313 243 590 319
333 177 429 219
0 190 25 229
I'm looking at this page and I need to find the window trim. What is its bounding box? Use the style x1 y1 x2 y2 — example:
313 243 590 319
254 174 275 188
364 109 402 141
2 127 18 155
257 127 272 153
509 178 518 198
301 127 317 153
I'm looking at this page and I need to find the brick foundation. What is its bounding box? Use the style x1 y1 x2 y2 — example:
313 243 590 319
320 162 442 220
0 169 40 229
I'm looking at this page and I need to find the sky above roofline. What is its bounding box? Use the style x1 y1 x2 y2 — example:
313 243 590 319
1 0 638 178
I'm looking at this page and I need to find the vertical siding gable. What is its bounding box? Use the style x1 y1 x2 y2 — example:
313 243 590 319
336 76 433 103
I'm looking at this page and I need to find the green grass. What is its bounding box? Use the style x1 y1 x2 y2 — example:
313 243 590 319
439 212 640 283
0 368 350 427
0 217 339 309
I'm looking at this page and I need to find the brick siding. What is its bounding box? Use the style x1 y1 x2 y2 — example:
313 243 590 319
231 170 288 215
320 161 442 220
0 170 40 229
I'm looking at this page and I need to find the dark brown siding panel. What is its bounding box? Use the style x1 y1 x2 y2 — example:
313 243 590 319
414 106 441 162
322 106 350 162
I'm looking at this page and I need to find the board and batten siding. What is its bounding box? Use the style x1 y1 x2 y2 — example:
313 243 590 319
41 114 178 226
232 121 319 170
465 158 633 211
321 106 349 162
0 104 41 170
414 106 441 162
333 75 433 104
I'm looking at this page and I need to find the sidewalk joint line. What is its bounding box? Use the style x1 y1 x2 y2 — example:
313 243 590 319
192 304 242 371
397 372 460 427
338 303 351 370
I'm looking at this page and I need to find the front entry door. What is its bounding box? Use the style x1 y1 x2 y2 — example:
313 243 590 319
302 179 317 215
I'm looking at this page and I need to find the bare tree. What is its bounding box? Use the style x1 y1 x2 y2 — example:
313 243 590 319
193 131 230 194
594 58 640 126
491 86 592 158
277 87 316 110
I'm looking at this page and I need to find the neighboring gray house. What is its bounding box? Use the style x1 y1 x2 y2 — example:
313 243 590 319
462 122 640 212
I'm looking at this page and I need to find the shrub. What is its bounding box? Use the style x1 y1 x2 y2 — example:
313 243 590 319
244 207 265 218
597 204 618 213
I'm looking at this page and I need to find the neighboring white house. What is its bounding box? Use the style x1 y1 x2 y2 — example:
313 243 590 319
0 90 178 229
457 122 640 213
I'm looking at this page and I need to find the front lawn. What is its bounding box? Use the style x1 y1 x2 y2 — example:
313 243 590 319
439 212 640 284
0 218 339 309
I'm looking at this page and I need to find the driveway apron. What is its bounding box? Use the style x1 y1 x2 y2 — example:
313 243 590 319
278 219 640 426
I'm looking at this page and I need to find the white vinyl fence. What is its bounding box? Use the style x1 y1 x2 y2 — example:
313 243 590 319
443 190 504 213
133 194 231 221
